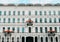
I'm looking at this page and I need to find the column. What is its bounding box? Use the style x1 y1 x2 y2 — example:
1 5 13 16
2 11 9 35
25 37 26 42
34 37 35 42
38 36 40 42
48 37 50 42
20 36 22 42
53 37 55 42
43 37 45 42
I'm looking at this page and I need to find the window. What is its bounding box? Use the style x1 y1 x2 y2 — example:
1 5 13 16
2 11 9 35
9 11 11 15
49 18 52 23
22 18 24 23
22 11 25 15
18 11 20 15
40 27 43 33
44 18 47 23
53 11 56 15
49 11 51 15
59 27 60 32
0 11 2 15
40 18 42 23
22 27 24 33
3 18 6 23
17 27 20 33
2 37 4 42
3 27 5 32
45 27 47 33
12 37 14 42
12 27 15 32
8 18 10 23
35 18 38 23
17 18 20 23
55 27 57 33
7 38 9 42
41 37 43 42
44 11 46 15
35 27 38 33
29 11 31 15
51 37 53 42
4 11 6 15
50 27 52 30
40 11 42 15
35 11 37 15
8 27 10 30
45 37 48 42
29 27 31 33
17 37 19 42
56 37 58 42
13 18 15 23
58 11 60 15
13 11 15 15
54 18 56 23
59 18 60 23
0 18 1 23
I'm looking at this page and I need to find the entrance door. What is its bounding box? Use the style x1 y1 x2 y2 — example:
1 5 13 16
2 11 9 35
29 27 31 33
26 37 33 42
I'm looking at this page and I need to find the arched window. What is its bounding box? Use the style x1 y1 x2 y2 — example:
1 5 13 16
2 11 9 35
22 37 25 42
2 37 4 42
35 37 37 42
12 37 14 42
51 37 53 42
56 37 58 42
7 37 9 42
17 37 19 42
41 37 43 42
45 37 48 42
35 27 38 33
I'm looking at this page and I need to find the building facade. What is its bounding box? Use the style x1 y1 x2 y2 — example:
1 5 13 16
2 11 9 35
0 4 60 42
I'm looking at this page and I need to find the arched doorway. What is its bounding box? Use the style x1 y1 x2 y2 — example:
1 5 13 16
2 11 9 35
26 37 33 42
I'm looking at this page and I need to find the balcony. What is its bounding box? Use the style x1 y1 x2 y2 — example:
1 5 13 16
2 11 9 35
48 30 55 36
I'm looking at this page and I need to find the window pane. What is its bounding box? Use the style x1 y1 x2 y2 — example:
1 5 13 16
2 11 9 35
22 27 24 33
40 11 42 15
0 11 2 15
40 27 43 33
35 11 37 15
4 11 6 15
29 11 31 15
35 27 38 33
